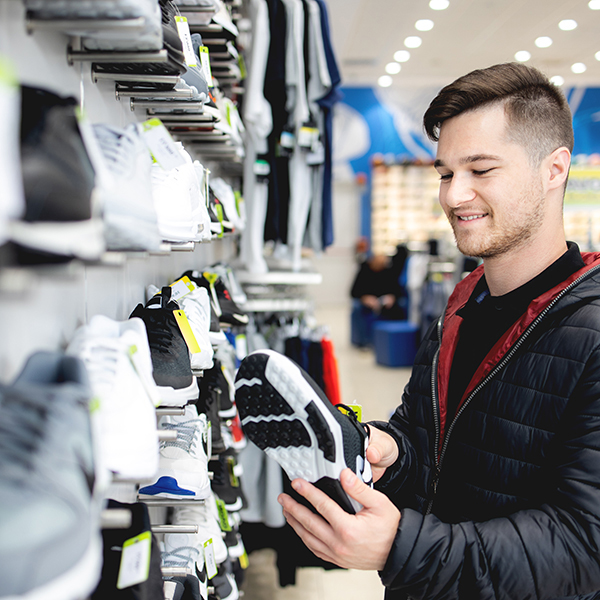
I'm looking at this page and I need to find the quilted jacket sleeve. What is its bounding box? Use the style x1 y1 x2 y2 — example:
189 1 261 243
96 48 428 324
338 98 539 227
378 348 600 600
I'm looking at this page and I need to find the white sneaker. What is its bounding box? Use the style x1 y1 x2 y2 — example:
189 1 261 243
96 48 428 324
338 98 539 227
67 315 160 482
83 122 162 252
169 493 229 564
139 405 211 498
210 178 244 232
193 160 212 243
0 58 24 246
151 143 204 243
210 264 247 306
178 284 215 374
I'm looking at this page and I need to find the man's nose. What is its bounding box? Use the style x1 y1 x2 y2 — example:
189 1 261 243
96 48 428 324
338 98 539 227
442 174 477 208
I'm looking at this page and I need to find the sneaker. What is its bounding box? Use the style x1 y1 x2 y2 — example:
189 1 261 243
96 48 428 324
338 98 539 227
202 271 249 327
67 315 160 481
210 560 239 600
234 349 372 514
192 160 212 243
86 122 162 252
0 351 102 600
130 286 198 406
210 178 244 232
168 495 228 565
12 85 104 262
163 574 204 600
195 377 227 455
208 450 246 511
151 143 205 243
202 358 236 420
0 56 24 247
161 544 204 582
139 406 211 499
209 263 247 306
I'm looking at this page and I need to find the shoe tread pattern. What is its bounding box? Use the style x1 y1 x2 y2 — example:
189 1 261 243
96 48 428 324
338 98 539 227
242 418 311 451
305 401 335 462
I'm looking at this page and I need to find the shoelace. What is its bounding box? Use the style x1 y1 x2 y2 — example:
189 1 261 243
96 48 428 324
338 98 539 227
146 321 173 353
77 338 121 389
0 391 48 472
161 419 204 454
94 125 138 178
162 545 200 570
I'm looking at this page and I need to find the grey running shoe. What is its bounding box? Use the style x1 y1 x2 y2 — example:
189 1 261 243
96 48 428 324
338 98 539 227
234 349 373 514
0 351 103 600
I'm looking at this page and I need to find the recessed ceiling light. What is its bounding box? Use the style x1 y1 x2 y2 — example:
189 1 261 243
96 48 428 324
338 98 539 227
415 19 434 31
429 0 449 9
595 51 600 61
378 75 393 88
385 62 401 75
589 0 600 9
559 19 577 30
550 75 565 86
514 50 531 62
571 62 587 73
535 36 553 48
394 50 411 62
404 36 422 48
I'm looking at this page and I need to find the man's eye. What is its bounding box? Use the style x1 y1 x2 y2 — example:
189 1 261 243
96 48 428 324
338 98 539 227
439 173 453 181
473 168 493 176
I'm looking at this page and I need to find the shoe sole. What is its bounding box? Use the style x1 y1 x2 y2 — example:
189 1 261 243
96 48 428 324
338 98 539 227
156 379 199 406
234 350 360 513
139 474 211 499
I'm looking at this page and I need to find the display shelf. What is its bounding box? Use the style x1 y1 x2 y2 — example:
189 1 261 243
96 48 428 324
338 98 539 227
244 298 313 313
68 48 168 65
235 270 323 285
26 15 146 35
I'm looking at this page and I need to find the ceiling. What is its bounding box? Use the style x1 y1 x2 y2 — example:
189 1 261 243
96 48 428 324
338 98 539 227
325 0 600 89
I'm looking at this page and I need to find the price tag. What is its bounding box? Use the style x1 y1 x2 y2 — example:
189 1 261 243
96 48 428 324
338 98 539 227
169 275 196 302
239 550 249 570
173 310 201 354
215 498 232 532
199 46 213 88
175 17 197 67
234 334 247 361
253 159 270 177
307 140 325 166
280 129 295 150
141 118 185 171
117 531 151 589
297 125 319 149
203 539 218 579
340 403 363 422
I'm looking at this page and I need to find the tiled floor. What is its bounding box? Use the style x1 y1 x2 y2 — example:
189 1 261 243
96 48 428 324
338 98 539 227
240 303 412 600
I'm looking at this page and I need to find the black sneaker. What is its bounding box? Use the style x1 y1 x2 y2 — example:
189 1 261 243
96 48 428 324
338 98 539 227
234 350 372 514
129 286 198 405
202 271 249 327
195 375 227 455
208 450 246 511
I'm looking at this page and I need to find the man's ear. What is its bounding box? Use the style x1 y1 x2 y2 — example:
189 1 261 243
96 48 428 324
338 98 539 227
547 147 571 191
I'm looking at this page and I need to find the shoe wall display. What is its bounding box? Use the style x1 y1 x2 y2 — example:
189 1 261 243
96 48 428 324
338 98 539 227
0 1 344 598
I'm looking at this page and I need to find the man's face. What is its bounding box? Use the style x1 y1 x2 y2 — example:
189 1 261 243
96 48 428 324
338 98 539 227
434 104 547 259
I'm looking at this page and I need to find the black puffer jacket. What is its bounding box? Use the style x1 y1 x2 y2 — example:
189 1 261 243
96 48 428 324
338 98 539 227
374 252 600 600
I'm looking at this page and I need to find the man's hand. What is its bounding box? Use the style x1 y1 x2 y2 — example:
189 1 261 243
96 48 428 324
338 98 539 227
278 468 401 571
366 427 399 482
380 294 396 309
360 295 381 311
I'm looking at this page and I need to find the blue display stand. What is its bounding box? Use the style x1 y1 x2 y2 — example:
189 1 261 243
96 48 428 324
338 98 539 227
373 321 418 367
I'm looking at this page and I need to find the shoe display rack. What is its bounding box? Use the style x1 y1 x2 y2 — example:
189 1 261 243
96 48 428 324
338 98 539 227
370 158 452 256
0 1 254 598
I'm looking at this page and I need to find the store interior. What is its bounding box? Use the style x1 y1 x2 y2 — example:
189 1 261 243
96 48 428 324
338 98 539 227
2 0 600 599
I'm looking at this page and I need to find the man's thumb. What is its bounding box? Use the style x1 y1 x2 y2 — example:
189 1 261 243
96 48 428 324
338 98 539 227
340 468 378 507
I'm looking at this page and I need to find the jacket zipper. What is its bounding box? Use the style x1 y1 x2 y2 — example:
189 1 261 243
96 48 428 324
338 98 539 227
424 263 600 515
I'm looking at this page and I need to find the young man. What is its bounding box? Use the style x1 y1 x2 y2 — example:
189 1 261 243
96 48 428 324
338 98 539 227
278 63 600 599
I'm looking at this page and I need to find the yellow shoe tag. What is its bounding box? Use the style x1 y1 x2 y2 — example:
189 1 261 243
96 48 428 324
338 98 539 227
239 550 250 570
117 531 151 589
226 455 240 488
340 403 363 422
215 498 232 532
169 276 196 302
173 310 201 354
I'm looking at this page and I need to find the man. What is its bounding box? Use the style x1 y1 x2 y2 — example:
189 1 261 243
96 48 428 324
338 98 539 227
278 62 600 599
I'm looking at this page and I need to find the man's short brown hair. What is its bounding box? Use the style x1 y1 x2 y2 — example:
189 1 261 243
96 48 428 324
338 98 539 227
423 63 574 165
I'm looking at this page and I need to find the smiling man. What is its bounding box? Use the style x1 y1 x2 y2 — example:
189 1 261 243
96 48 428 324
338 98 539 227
278 63 600 599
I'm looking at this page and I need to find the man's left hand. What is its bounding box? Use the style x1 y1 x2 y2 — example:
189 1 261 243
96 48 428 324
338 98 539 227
278 468 401 571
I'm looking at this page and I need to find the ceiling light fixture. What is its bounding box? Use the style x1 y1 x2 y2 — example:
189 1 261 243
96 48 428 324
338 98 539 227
550 75 565 86
558 19 577 30
514 50 531 62
385 62 401 74
404 36 422 48
589 0 600 9
429 0 449 9
415 19 434 31
394 50 411 62
571 62 587 73
378 75 393 88
535 36 553 48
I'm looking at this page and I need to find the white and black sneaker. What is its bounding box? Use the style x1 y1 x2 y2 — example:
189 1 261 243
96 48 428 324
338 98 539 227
234 350 372 514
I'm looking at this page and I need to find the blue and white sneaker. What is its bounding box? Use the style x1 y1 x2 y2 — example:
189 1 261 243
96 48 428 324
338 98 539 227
139 405 211 499
234 350 372 514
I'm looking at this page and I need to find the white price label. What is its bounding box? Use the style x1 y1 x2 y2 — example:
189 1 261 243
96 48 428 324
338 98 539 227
203 539 218 579
175 16 198 67
169 276 196 301
141 118 185 171
199 46 213 88
117 531 151 590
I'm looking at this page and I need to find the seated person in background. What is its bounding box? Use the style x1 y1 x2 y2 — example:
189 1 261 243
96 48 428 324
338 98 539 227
351 248 407 321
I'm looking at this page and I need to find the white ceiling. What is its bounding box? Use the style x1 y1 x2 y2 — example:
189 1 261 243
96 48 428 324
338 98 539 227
325 0 600 89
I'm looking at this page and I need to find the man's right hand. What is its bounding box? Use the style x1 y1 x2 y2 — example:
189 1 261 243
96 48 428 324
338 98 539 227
366 427 400 482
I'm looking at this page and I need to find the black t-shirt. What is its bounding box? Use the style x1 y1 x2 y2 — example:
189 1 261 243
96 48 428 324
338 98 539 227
446 242 585 421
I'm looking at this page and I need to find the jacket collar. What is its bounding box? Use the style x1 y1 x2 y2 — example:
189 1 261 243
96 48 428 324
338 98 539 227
436 251 600 443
